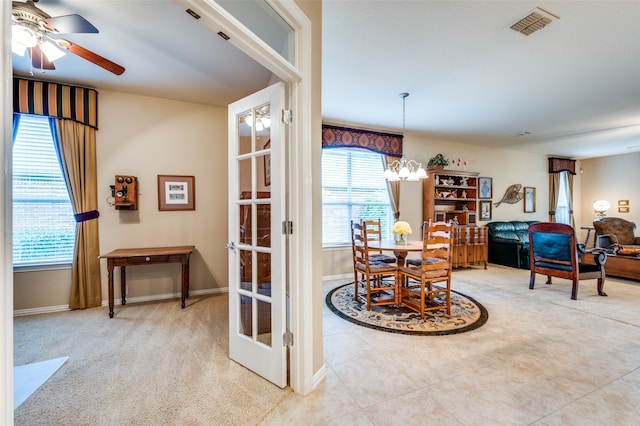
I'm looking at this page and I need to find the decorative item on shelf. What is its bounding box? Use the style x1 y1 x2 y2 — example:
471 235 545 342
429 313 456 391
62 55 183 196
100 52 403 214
461 190 468 199
392 220 412 245
447 190 457 198
447 178 454 186
427 153 449 170
460 176 469 186
593 200 610 219
382 93 427 182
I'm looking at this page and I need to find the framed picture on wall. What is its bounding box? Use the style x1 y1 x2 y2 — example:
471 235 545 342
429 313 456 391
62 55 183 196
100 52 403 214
524 187 536 213
158 175 196 211
478 177 492 199
479 200 492 221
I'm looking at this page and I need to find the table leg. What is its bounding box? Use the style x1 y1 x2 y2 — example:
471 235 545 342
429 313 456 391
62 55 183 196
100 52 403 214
120 266 127 305
393 250 407 268
181 255 188 309
185 255 190 298
107 260 114 318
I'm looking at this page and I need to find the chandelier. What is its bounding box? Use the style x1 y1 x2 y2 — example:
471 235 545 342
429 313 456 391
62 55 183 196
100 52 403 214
383 93 427 181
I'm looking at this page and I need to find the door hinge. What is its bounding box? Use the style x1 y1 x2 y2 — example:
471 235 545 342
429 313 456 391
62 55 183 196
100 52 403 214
282 221 293 235
282 109 292 125
283 331 293 347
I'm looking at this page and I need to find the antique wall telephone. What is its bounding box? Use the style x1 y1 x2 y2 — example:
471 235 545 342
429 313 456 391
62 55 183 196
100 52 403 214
111 175 138 210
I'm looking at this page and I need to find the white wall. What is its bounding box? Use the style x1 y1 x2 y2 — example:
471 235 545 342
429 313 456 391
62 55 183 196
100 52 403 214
14 90 229 311
580 153 640 232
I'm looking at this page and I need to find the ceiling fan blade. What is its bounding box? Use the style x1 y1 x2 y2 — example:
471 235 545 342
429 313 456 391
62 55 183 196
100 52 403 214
30 45 55 70
43 14 98 34
54 39 125 75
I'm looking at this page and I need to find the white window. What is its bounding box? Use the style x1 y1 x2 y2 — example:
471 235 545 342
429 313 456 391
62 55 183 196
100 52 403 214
322 148 393 246
13 114 76 267
555 171 571 225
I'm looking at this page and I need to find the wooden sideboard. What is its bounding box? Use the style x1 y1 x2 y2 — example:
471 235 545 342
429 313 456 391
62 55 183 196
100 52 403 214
451 225 488 269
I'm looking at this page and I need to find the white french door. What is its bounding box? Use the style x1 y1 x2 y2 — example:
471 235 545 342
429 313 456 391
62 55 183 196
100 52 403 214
227 82 287 387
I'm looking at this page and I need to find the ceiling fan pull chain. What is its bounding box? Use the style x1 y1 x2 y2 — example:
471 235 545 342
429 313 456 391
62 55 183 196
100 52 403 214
29 47 34 76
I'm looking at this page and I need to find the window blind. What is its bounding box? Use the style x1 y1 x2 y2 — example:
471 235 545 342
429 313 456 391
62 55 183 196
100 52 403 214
13 114 76 266
322 148 393 246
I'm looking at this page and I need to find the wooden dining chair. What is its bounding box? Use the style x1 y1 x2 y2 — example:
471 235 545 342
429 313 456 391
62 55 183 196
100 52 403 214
351 220 399 309
362 219 397 264
398 221 453 318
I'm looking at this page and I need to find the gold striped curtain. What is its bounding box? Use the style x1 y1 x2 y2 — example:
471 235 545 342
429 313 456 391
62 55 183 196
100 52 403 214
13 77 102 309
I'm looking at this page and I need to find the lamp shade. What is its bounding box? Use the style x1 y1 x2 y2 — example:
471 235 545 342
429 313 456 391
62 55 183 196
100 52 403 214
593 200 610 213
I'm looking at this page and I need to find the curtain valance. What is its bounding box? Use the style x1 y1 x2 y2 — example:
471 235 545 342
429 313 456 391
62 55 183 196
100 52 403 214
548 157 576 175
322 124 403 158
13 77 98 129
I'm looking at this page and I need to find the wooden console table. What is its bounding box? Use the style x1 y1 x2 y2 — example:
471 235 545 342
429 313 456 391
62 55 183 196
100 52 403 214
100 246 195 318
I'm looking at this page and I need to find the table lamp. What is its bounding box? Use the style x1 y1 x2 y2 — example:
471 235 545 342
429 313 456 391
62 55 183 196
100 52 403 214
593 200 610 219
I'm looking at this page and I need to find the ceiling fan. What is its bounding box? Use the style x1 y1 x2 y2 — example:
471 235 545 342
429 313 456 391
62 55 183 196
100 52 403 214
11 0 125 75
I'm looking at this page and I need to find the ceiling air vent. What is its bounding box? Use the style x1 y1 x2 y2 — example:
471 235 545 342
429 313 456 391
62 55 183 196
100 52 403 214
510 7 559 36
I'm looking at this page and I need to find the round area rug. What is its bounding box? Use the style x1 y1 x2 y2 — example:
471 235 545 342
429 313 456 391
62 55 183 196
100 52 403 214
326 282 488 335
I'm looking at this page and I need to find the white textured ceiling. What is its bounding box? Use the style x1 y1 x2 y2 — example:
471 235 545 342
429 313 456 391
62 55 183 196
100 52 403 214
11 1 640 160
322 0 640 159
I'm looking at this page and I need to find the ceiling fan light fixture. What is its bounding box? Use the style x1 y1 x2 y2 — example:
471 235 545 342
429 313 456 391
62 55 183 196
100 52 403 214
12 40 27 56
40 40 66 62
244 112 271 131
13 25 38 48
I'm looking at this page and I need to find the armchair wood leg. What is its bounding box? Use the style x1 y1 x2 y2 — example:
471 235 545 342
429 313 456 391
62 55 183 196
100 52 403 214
529 272 536 290
571 279 578 300
597 278 607 297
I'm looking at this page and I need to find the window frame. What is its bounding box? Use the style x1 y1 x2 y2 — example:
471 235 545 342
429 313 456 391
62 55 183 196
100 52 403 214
12 114 76 270
321 147 393 248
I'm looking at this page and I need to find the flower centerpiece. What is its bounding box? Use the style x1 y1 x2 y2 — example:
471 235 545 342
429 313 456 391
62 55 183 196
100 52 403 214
392 220 412 244
427 153 449 170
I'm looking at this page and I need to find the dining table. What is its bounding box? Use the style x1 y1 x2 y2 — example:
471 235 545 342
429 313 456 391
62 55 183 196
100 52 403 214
367 239 423 267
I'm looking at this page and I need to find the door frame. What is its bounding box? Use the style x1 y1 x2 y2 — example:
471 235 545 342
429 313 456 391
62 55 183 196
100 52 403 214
174 0 317 394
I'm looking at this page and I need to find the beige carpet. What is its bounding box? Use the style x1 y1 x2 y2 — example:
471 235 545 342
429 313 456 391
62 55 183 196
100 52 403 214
13 294 291 426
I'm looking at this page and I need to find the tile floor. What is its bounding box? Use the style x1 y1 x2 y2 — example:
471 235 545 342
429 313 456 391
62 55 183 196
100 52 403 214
262 265 640 425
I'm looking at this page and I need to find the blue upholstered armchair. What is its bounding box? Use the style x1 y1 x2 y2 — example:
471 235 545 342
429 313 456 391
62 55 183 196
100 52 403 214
528 222 607 300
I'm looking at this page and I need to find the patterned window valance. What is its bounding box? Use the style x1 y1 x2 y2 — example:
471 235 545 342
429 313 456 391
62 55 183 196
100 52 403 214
322 124 403 158
548 157 576 175
13 77 98 129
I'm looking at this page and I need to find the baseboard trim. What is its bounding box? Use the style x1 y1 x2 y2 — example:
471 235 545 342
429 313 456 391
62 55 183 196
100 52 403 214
14 287 228 317
311 364 327 392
